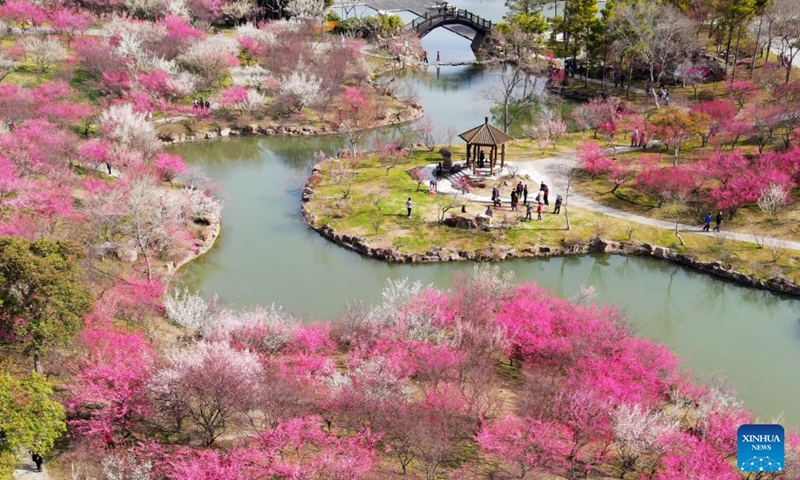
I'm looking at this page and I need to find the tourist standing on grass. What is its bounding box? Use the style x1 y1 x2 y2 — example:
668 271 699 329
703 212 712 231
511 190 519 211
525 203 532 221
406 198 413 218
536 202 543 221
714 211 723 232
523 184 528 205
553 194 562 214
631 128 639 147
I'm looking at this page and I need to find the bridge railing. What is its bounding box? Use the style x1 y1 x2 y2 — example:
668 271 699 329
407 7 493 32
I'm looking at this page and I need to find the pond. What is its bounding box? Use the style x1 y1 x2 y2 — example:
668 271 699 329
174 135 800 427
173 24 800 426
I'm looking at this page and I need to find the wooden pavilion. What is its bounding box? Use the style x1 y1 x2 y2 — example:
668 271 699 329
458 117 514 175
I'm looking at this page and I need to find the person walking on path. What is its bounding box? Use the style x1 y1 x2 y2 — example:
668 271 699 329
553 194 562 214
523 183 528 205
31 453 43 472
406 198 413 218
702 212 712 232
536 202 543 221
714 211 723 232
631 127 639 147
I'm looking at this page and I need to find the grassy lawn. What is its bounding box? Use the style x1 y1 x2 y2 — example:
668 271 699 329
305 145 800 280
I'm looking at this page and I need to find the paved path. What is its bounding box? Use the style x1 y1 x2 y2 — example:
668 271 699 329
425 150 800 251
13 454 51 480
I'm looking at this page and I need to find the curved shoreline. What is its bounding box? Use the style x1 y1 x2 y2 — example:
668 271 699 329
158 102 425 146
300 175 800 298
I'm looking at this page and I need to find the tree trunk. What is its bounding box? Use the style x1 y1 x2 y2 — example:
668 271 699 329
143 251 152 281
649 66 660 109
765 23 773 64
724 23 734 67
34 352 42 374
750 16 763 77
730 25 743 85
626 61 633 100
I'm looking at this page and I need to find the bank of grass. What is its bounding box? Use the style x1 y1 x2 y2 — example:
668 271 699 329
305 144 800 281
560 142 800 279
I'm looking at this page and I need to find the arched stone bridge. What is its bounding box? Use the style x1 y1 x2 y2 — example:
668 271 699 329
406 6 494 52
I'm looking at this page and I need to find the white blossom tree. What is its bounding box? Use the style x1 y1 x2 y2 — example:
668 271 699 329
102 454 153 480
757 183 791 219
222 0 256 24
99 104 159 158
148 341 263 446
232 65 270 89
122 178 185 280
612 403 678 476
165 287 219 335
166 71 199 99
286 0 326 20
280 71 322 112
0 53 16 82
235 22 276 45
21 37 67 80
179 36 239 87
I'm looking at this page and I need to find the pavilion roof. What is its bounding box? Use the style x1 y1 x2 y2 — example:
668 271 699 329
458 117 514 146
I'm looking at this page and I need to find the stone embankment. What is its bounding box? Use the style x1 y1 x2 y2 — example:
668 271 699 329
302 172 800 297
157 103 424 145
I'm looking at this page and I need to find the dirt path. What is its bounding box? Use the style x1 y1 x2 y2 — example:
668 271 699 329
13 454 52 480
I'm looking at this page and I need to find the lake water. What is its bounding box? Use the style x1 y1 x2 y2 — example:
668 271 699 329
173 20 800 426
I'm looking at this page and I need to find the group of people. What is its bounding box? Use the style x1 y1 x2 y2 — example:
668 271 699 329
409 175 566 223
192 97 210 111
644 81 670 105
487 181 562 221
422 51 441 64
612 70 626 88
703 211 723 232
631 127 648 149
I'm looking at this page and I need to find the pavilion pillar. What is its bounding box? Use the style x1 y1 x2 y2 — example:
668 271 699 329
501 144 506 169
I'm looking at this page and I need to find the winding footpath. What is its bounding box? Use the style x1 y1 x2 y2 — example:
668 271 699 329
13 455 51 480
432 148 800 252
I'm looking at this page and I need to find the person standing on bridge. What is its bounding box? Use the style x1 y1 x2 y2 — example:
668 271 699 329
436 51 440 63
423 51 428 64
